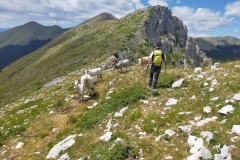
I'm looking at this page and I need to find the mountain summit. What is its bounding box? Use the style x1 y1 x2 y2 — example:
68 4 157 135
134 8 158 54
0 21 68 70
0 21 67 47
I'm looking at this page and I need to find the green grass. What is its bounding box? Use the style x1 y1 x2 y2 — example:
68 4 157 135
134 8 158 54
77 83 146 130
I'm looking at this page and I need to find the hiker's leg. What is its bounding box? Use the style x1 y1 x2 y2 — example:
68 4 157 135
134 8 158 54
152 73 159 89
152 66 161 89
148 66 155 87
148 73 154 87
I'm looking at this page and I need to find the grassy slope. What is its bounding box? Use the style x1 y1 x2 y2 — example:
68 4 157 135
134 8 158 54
0 9 147 106
0 6 240 160
0 60 240 159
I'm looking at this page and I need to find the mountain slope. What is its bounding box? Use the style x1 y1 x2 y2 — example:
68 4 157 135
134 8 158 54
0 6 201 106
0 21 68 70
195 36 240 61
0 58 240 159
0 6 240 160
0 9 147 105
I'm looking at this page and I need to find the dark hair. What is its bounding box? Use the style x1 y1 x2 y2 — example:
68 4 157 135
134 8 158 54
156 42 161 48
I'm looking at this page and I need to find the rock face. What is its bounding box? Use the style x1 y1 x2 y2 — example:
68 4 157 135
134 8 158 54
144 6 187 48
142 6 211 67
186 37 212 67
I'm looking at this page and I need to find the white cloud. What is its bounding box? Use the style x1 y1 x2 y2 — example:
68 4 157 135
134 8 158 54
176 0 181 4
234 29 239 33
225 1 240 17
147 0 168 7
172 6 233 32
0 0 145 28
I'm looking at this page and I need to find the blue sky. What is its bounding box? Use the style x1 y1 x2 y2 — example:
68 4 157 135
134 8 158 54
0 0 239 38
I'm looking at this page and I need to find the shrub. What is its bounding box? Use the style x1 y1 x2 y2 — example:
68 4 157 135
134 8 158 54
108 142 139 160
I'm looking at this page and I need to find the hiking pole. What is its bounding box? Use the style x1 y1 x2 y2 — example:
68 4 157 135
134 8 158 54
164 60 166 86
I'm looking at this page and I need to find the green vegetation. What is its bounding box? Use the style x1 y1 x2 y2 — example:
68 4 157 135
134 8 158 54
78 83 146 130
0 5 240 160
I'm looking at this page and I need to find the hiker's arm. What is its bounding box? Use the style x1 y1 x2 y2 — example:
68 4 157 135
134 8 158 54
148 51 153 66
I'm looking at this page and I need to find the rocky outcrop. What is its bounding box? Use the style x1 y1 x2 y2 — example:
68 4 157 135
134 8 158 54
142 5 211 67
186 37 212 67
144 6 187 48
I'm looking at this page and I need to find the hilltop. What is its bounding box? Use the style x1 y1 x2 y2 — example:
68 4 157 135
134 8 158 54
0 21 68 70
0 5 239 160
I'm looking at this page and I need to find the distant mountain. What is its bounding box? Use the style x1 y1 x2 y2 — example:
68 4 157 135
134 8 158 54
0 21 69 70
195 36 240 61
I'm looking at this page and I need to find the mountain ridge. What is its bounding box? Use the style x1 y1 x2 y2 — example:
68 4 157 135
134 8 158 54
195 36 240 61
0 21 68 70
0 5 240 159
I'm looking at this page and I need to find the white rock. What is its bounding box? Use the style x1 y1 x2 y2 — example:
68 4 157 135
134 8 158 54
203 106 211 113
200 131 213 143
139 132 146 136
194 67 202 73
201 146 212 159
188 135 212 159
87 106 94 109
99 132 112 141
114 107 128 117
178 112 191 115
166 98 178 106
165 156 173 159
58 153 70 160
218 105 234 114
105 118 112 131
165 130 175 137
231 125 240 135
178 125 192 133
188 135 203 154
233 93 240 101
209 88 214 92
211 79 218 87
115 138 124 143
231 136 240 142
172 78 184 88
46 135 76 159
155 135 163 142
235 65 240 68
189 117 217 127
210 97 219 101
52 128 57 132
14 142 24 149
190 95 196 100
135 125 141 130
204 82 208 87
93 102 98 107
214 145 232 160
225 99 235 104
187 154 200 160
140 100 149 104
83 95 90 99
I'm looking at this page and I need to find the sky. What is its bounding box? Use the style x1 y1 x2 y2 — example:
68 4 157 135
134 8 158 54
0 0 240 38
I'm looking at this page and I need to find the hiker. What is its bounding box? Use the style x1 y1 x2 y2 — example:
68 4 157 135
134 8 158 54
147 42 166 90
